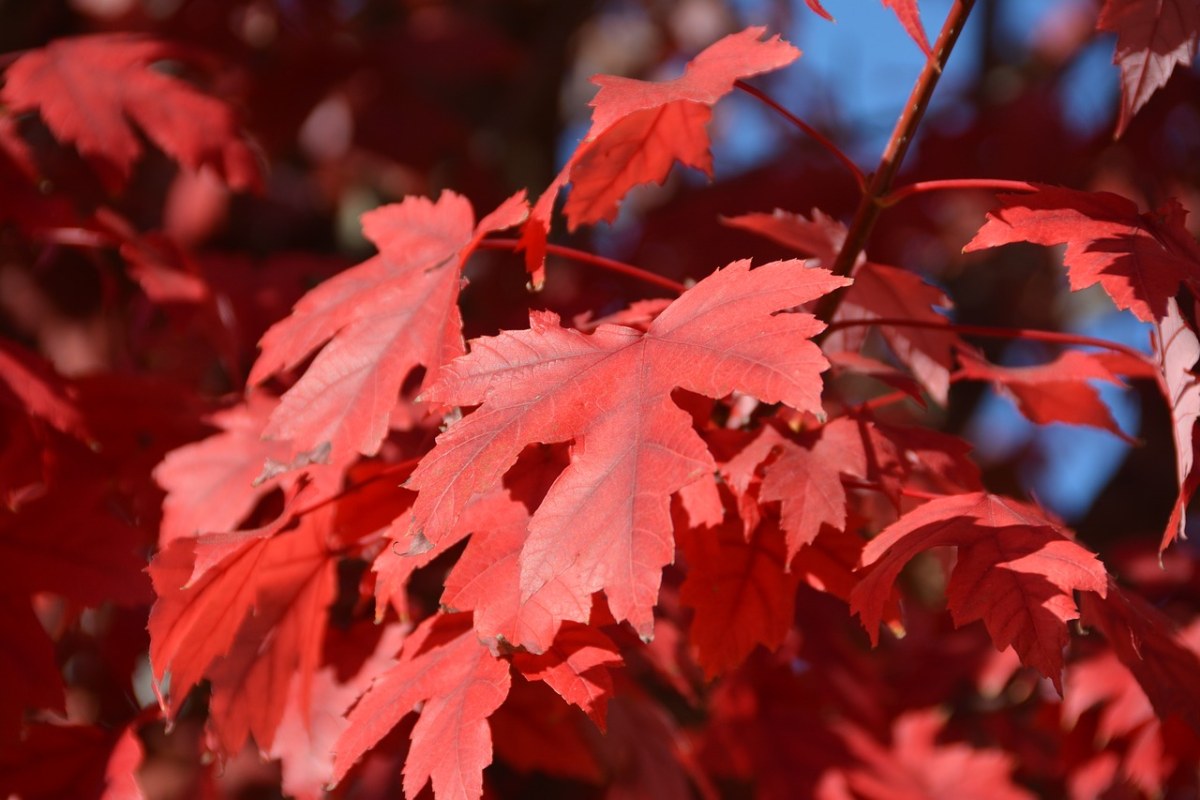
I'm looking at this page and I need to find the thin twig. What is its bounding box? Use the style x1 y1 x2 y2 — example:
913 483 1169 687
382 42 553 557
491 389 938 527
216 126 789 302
815 0 978 326
734 80 867 192
478 238 685 294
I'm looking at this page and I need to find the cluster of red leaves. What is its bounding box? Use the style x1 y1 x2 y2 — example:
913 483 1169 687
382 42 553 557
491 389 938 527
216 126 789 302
3 1 1200 798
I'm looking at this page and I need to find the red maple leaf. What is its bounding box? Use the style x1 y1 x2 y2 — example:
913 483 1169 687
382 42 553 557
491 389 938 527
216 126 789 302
1154 298 1200 550
510 623 623 728
851 492 1108 691
727 209 961 403
1098 0 1200 137
148 498 345 753
332 613 512 800
403 259 848 650
679 507 799 677
153 392 296 545
1 34 260 190
964 186 1200 323
250 191 527 462
955 349 1134 438
521 28 799 283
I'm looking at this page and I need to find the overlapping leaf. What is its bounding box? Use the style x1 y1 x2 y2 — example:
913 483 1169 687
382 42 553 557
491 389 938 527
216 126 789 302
956 349 1133 438
679 510 799 677
522 28 799 283
1154 298 1200 550
964 186 1200 323
332 613 511 800
852 492 1108 691
250 191 527 462
1 34 260 189
1098 0 1200 137
403 260 848 650
148 504 340 753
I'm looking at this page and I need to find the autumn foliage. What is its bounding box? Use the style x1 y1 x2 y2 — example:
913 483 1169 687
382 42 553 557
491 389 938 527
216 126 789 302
4 1 1200 798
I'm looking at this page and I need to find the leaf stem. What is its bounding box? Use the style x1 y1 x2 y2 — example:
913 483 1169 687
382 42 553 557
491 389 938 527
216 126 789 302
825 316 1152 364
815 0 978 325
292 457 422 520
880 179 1037 207
733 80 867 192
477 238 686 294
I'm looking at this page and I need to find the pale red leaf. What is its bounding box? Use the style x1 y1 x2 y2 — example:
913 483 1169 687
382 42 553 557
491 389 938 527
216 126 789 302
332 613 512 800
405 260 849 649
679 511 799 677
760 417 868 558
1098 0 1200 137
268 624 407 800
440 492 586 654
851 492 1108 691
511 623 622 728
250 190 526 462
964 186 1200 323
956 349 1131 437
1154 298 1200 550
154 392 295 545
1 34 259 189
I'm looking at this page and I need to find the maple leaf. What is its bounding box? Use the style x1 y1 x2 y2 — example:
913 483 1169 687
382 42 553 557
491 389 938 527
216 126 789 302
722 207 847 268
851 492 1108 691
726 209 959 403
964 186 1200 323
510 623 623 728
332 613 512 800
148 503 339 753
679 508 799 677
1 34 260 190
404 259 849 650
956 349 1133 438
153 392 296 545
831 262 959 404
818 709 1034 800
759 418 868 558
1154 298 1200 550
1098 0 1200 137
521 28 799 281
268 624 407 800
250 190 527 462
